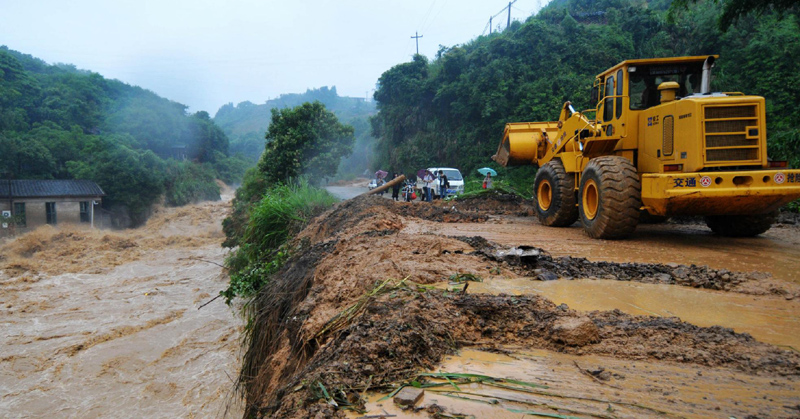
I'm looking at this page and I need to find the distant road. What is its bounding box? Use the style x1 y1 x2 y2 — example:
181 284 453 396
325 184 370 200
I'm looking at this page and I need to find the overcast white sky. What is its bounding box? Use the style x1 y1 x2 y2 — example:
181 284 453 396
0 0 549 115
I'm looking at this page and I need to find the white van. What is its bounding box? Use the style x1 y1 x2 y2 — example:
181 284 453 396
426 167 464 198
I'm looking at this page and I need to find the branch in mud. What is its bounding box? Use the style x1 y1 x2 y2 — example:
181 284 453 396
181 256 228 270
198 294 222 309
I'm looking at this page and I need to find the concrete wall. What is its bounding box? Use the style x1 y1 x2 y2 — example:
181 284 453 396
1 197 101 236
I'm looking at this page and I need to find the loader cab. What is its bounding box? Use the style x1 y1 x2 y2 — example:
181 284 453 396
593 56 717 162
594 66 628 141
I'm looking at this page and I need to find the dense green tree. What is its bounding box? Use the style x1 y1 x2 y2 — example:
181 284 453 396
258 101 355 185
67 143 165 225
670 0 800 29
0 133 56 178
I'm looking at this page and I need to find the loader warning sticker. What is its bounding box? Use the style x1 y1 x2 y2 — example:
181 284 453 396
774 173 786 184
700 176 712 187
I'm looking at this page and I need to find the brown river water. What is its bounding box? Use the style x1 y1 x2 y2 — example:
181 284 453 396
0 197 243 418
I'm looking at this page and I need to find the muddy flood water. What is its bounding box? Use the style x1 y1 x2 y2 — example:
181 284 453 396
464 278 800 349
0 195 243 418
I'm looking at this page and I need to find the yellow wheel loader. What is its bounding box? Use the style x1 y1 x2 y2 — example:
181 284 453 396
493 56 800 239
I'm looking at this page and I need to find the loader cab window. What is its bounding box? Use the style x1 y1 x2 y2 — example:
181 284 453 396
615 69 623 119
603 75 614 122
628 63 704 110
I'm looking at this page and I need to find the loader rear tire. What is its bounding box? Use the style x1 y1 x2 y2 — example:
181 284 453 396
533 159 578 227
704 212 777 237
579 156 641 239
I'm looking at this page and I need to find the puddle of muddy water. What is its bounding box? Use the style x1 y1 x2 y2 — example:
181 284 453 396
352 348 800 419
453 278 800 350
419 220 800 284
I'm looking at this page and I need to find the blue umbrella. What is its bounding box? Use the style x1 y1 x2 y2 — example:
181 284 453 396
477 167 497 177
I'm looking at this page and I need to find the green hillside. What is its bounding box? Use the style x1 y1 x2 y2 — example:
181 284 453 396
0 46 248 225
371 0 800 191
214 86 377 176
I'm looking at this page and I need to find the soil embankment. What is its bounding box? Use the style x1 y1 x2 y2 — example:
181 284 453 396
239 194 800 418
0 194 242 418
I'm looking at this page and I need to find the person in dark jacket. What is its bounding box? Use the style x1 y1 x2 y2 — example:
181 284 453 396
438 170 449 199
391 173 401 201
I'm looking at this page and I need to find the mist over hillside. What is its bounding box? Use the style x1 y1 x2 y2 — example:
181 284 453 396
0 46 248 226
214 86 378 178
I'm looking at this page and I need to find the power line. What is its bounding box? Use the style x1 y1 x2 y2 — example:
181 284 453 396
483 0 519 35
422 0 450 34
418 0 438 33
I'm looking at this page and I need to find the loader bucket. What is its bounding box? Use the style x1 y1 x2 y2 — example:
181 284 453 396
492 122 559 167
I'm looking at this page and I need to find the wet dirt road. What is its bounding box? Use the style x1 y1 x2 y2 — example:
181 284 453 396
414 214 800 347
0 198 242 418
354 347 800 419
422 217 800 284
325 182 370 201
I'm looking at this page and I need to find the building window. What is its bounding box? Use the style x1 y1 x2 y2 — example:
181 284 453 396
13 203 26 227
46 202 57 225
80 201 90 223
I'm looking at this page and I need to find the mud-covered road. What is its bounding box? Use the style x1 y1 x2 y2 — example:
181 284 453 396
0 193 242 418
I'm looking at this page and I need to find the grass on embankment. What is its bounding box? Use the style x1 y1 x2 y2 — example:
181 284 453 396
222 181 338 304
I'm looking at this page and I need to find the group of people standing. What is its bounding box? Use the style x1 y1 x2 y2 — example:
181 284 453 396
388 170 450 202
420 170 449 202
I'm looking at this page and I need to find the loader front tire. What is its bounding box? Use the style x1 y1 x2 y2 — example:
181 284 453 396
533 159 578 227
704 212 777 237
579 156 641 239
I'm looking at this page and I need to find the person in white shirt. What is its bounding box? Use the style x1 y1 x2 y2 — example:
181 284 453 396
423 171 434 202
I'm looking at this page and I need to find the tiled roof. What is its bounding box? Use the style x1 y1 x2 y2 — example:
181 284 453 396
0 180 105 198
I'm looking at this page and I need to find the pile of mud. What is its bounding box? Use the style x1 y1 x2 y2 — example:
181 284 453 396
446 190 535 216
240 195 800 418
0 199 229 277
299 195 486 244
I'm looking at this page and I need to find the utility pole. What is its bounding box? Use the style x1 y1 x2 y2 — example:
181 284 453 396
489 17 492 34
507 2 512 28
411 31 423 55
